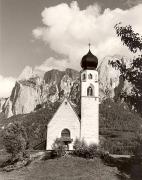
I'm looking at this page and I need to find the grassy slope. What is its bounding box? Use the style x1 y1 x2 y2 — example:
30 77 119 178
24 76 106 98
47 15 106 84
0 99 142 154
100 99 142 154
0 101 60 150
0 157 120 180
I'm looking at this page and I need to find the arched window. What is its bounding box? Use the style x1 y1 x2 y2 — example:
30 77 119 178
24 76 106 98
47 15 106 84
87 86 93 96
61 129 70 138
82 73 86 81
88 73 93 79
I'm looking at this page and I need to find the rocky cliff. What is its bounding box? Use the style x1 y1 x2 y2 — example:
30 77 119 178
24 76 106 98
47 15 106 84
1 56 132 118
0 98 7 113
2 69 80 118
98 55 132 101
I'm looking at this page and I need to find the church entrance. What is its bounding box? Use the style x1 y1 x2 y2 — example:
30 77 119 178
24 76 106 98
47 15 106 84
61 129 73 150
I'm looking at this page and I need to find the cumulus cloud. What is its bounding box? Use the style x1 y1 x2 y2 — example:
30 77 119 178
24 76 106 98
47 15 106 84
18 58 70 80
0 75 16 98
126 0 142 7
34 57 70 72
33 1 142 70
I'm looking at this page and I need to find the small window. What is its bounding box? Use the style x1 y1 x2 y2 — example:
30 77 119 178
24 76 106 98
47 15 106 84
88 73 93 79
87 86 93 96
82 73 86 81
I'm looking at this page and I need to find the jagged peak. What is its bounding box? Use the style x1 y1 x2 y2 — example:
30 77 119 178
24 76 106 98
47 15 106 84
18 66 38 81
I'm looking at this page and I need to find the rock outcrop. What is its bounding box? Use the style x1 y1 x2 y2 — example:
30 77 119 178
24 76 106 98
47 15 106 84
2 98 13 118
98 55 132 101
2 69 79 118
18 66 35 80
0 98 7 113
2 77 42 118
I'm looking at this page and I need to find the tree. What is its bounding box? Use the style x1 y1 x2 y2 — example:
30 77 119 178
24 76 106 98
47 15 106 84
111 23 142 115
2 122 29 161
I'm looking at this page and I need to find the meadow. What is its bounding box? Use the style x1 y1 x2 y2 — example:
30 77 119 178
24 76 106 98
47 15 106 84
0 156 122 180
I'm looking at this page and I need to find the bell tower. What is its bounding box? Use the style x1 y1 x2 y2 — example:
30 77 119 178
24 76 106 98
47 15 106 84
80 45 99 145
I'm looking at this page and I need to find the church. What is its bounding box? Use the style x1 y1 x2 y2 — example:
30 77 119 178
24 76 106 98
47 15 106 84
46 48 99 150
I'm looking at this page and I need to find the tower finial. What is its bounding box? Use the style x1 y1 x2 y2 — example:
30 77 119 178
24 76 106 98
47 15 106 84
88 43 91 51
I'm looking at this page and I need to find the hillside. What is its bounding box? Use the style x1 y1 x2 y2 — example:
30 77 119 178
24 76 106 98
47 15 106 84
0 157 121 180
100 99 142 154
0 56 140 154
0 101 61 149
0 98 142 154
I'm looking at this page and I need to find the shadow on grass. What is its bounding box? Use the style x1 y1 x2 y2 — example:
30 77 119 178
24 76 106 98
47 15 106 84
101 155 142 180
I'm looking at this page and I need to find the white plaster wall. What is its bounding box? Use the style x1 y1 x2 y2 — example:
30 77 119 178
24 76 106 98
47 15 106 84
81 97 99 145
46 99 80 150
81 69 99 145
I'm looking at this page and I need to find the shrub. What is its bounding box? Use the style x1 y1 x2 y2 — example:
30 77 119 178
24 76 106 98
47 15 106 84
73 139 100 159
52 138 66 157
2 122 29 161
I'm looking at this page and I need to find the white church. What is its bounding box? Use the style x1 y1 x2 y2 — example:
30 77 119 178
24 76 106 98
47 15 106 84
46 48 99 150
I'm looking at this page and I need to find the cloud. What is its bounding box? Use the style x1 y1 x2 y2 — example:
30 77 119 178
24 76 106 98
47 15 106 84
0 75 16 98
33 1 142 70
18 66 35 80
34 57 70 72
125 0 142 7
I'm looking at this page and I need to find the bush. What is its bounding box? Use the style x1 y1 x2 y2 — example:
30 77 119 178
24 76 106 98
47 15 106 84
2 122 29 161
73 139 100 159
52 138 66 157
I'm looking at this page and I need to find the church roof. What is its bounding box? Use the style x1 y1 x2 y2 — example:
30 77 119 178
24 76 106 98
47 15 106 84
47 97 81 126
67 98 81 120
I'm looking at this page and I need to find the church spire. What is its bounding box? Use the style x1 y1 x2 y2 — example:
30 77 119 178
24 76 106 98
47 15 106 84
81 44 98 70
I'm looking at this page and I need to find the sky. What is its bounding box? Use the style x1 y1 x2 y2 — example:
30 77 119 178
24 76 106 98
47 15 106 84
0 0 142 97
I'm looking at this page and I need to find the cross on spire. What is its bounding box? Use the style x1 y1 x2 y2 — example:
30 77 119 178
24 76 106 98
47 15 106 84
88 43 91 51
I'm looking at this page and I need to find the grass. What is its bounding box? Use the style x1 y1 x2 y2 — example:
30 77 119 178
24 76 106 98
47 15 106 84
0 150 9 167
0 156 121 180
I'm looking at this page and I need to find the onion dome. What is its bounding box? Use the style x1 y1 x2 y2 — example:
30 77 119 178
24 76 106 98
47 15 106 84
81 49 98 70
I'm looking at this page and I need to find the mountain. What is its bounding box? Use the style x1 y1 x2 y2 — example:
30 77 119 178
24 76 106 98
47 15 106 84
0 98 7 113
18 66 35 80
0 56 132 118
1 68 80 118
98 55 132 101
0 57 141 154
